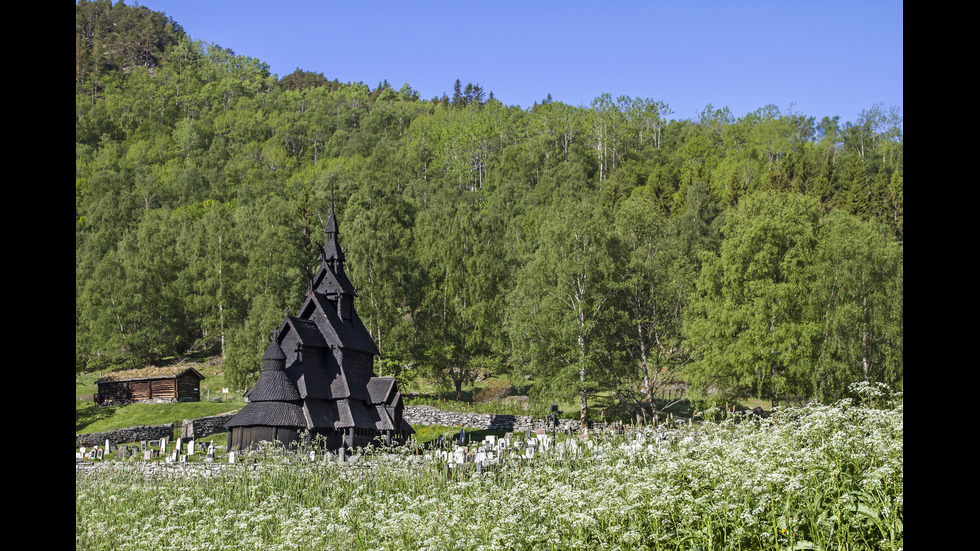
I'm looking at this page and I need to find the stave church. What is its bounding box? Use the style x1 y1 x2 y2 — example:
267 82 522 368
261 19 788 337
224 199 414 451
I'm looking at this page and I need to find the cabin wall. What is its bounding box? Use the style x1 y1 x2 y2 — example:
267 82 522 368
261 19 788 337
96 381 132 404
96 375 202 405
175 373 202 402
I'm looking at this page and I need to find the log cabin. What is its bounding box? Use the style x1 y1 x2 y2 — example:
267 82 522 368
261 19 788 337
95 365 205 405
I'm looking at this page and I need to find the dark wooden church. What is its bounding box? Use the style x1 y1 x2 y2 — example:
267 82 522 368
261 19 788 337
224 201 414 451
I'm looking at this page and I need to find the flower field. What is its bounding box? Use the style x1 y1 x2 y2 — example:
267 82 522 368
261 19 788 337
76 394 902 550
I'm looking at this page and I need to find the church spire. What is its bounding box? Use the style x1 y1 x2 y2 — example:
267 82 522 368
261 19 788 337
322 184 345 269
310 182 358 302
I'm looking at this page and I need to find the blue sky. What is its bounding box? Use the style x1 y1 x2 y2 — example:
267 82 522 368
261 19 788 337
134 0 903 124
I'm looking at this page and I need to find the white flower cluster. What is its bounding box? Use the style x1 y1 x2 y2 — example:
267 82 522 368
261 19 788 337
76 400 903 550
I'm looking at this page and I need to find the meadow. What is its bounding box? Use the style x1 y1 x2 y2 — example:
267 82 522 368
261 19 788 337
75 385 902 550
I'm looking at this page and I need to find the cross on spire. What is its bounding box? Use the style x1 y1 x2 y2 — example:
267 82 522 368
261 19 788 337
322 182 345 268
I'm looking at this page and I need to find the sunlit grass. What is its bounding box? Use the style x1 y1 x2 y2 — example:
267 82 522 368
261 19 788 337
76 401 241 434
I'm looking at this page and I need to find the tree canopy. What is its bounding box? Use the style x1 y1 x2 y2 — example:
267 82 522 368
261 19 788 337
76 1 903 416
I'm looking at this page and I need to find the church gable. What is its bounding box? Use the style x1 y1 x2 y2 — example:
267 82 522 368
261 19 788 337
312 263 358 298
309 293 379 355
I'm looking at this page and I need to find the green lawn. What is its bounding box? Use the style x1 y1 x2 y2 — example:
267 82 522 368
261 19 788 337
75 400 242 434
76 356 244 435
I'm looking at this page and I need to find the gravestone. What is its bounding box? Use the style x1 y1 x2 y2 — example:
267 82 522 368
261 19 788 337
205 445 215 463
140 441 147 452
181 419 196 440
228 451 235 464
187 440 195 456
144 450 153 461
96 448 104 460
117 445 127 460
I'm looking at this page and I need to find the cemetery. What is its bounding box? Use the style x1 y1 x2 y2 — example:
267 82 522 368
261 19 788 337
76 387 903 550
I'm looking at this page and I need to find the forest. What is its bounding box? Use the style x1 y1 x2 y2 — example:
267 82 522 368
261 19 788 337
75 0 903 422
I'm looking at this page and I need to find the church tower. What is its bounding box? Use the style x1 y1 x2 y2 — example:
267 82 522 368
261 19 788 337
225 194 414 451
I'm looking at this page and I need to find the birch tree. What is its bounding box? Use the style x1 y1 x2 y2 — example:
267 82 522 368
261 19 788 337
507 196 626 423
683 191 820 408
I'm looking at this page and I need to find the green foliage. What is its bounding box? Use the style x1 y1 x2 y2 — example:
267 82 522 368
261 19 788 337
506 195 627 422
684 192 822 406
683 193 902 406
75 2 902 412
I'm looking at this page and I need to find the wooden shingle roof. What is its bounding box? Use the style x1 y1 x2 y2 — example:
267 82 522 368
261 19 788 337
302 398 344 429
224 401 307 429
309 293 379 354
247 339 301 402
96 365 204 384
284 316 328 348
366 377 396 405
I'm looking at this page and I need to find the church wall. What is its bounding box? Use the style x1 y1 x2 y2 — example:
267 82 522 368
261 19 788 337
341 350 373 374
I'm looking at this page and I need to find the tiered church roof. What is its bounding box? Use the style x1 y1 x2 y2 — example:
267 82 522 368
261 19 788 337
224 195 413 450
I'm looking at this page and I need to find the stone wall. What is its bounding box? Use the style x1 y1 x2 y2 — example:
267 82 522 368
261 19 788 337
75 423 175 448
75 412 238 448
402 405 583 433
180 411 238 440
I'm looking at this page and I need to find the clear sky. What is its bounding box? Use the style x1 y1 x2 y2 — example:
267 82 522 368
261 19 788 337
133 0 903 124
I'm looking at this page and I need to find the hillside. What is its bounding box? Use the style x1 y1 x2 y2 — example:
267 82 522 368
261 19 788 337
76 1 903 422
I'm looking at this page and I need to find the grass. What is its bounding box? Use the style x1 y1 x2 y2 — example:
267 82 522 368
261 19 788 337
75 400 241 434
